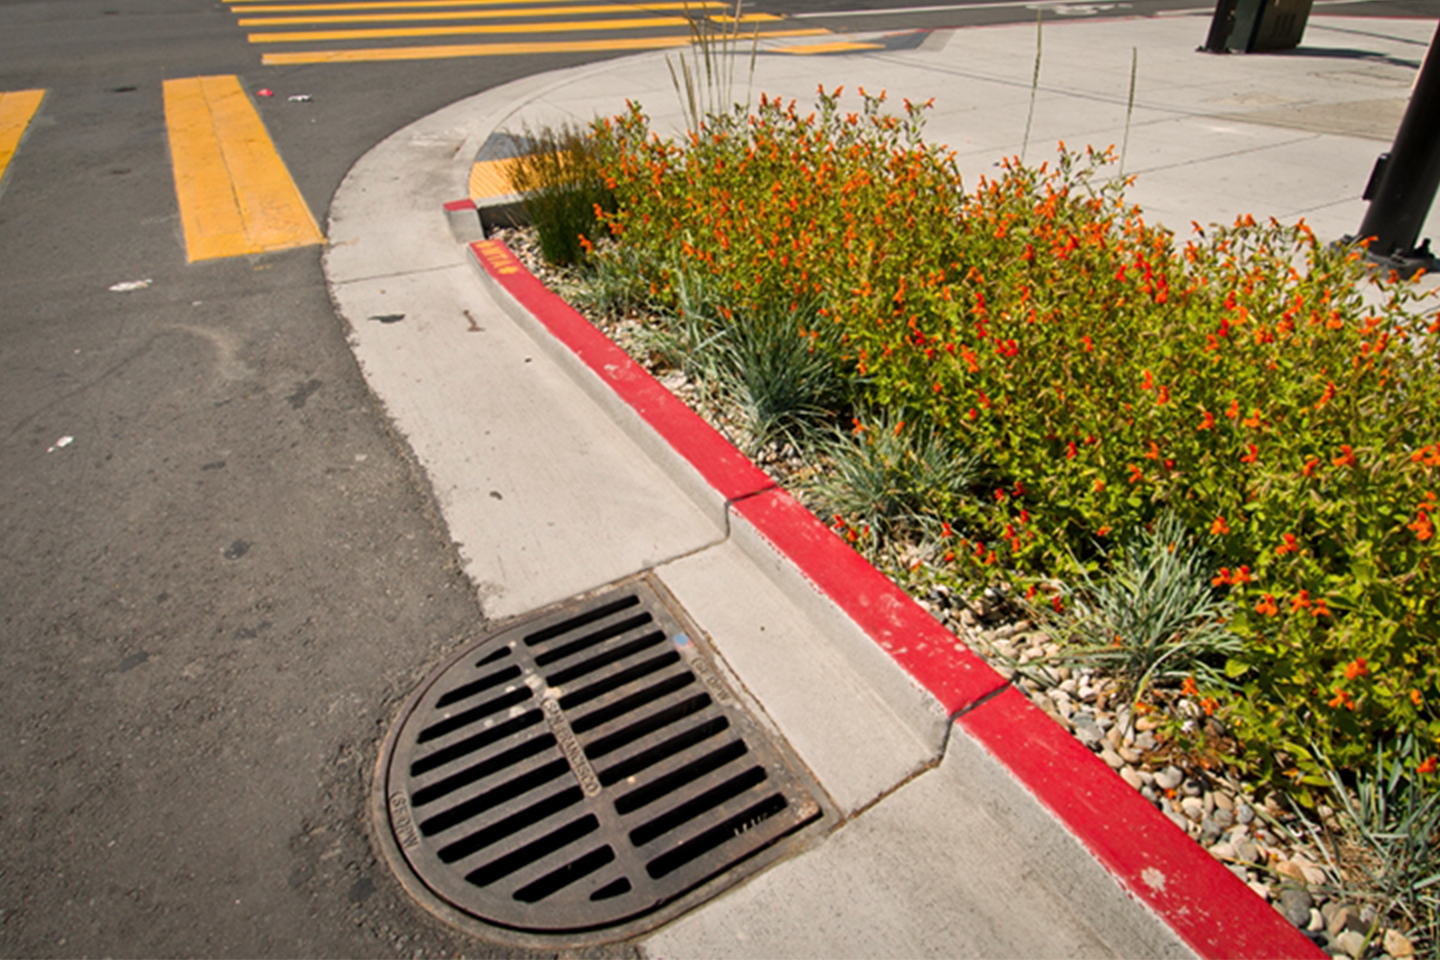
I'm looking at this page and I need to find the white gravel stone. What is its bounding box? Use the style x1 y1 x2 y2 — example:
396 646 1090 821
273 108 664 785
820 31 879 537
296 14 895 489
1336 930 1367 959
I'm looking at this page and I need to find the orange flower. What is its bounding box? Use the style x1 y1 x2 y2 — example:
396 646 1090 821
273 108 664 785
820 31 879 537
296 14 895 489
1302 457 1321 478
1226 399 1240 419
1333 445 1357 468
1212 567 1233 587
1093 479 1105 492
1181 676 1199 697
1198 410 1216 431
1312 597 1331 617
1418 756 1437 775
1344 658 1369 680
1234 565 1254 584
1276 533 1300 556
1128 464 1144 484
1242 409 1263 429
1157 384 1170 405
1316 382 1335 408
1241 444 1259 464
1291 590 1312 612
1412 689 1425 707
1410 512 1434 541
1255 594 1278 616
1211 516 1231 536
1328 687 1354 710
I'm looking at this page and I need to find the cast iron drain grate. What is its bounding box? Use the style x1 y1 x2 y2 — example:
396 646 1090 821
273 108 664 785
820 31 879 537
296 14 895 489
375 576 827 945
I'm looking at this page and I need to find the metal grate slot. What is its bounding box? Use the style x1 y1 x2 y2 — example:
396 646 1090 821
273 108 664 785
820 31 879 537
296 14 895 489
436 663 523 709
476 647 511 667
438 787 586 864
465 814 601 887
410 711 542 777
419 759 570 836
544 630 667 687
614 741 749 815
594 715 727 788
412 735 559 807
569 673 695 735
379 577 828 944
586 695 716 762
524 595 641 647
589 876 631 901
418 687 532 743
628 766 768 847
513 845 616 903
646 794 789 880
557 651 680 711
533 613 654 667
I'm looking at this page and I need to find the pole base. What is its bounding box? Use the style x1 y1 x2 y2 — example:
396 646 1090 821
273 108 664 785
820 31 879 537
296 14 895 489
1339 236 1435 280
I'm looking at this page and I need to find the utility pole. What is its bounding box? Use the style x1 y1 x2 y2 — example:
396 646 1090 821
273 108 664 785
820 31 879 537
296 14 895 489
1348 20 1440 277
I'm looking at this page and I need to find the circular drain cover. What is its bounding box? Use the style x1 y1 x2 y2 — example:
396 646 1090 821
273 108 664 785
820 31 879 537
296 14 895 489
375 576 827 945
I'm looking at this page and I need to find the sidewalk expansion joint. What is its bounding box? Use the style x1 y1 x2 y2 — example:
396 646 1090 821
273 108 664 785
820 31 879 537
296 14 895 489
948 677 1013 723
329 261 465 287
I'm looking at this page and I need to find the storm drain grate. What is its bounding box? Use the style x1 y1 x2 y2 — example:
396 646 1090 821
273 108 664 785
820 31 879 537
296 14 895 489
376 576 826 943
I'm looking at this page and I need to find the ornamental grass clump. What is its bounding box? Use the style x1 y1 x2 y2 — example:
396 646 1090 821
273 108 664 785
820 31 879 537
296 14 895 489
580 88 1439 793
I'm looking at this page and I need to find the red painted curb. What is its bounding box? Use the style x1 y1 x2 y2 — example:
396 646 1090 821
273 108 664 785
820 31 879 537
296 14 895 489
959 687 1324 960
464 232 1323 960
443 198 476 212
733 487 1005 716
469 238 775 504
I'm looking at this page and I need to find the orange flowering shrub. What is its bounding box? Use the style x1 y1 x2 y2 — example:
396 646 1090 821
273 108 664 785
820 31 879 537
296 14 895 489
587 89 1440 784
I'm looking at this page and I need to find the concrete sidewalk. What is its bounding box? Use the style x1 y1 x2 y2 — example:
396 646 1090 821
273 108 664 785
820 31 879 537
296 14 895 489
324 12 1437 958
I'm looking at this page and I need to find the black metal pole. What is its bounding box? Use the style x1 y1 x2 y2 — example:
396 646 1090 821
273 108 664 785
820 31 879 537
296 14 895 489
1354 20 1440 272
1201 0 1239 53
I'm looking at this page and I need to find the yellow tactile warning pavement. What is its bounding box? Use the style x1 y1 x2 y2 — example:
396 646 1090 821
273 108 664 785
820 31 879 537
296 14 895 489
163 75 323 262
469 157 524 202
222 0 830 66
0 89 46 198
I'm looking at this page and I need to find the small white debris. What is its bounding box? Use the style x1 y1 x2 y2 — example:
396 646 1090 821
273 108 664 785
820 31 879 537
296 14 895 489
108 279 152 292
48 436 74 452
287 94 312 102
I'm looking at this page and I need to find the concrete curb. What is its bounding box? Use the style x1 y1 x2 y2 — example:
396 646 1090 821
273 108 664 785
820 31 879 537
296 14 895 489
464 233 1323 960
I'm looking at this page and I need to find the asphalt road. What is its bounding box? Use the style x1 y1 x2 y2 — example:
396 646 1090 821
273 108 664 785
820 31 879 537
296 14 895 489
0 0 1433 956
0 2 642 957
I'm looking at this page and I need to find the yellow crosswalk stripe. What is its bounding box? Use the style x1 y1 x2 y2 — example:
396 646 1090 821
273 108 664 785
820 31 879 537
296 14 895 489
249 14 775 41
0 89 46 198
230 0 645 9
239 3 740 25
261 27 826 62
163 75 323 262
775 40 882 53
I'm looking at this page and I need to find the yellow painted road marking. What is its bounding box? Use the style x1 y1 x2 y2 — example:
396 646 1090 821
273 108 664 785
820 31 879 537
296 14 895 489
262 27 826 62
0 89 46 196
164 75 323 262
239 3 734 25
774 40 881 53
249 13 775 41
230 0 654 9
